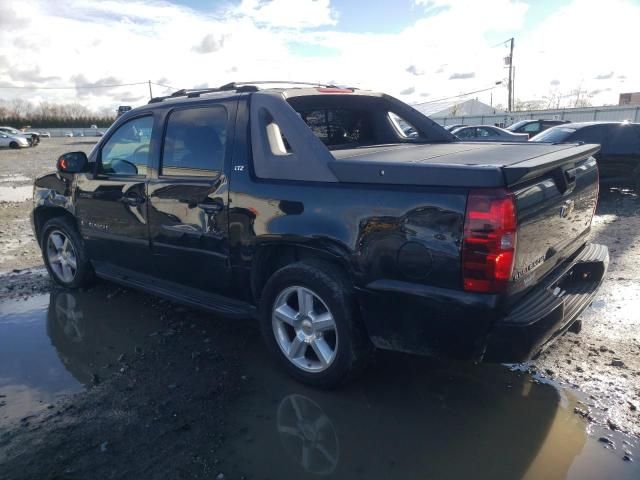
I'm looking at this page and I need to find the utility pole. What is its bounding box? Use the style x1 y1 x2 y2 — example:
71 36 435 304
506 37 514 112
148 80 153 100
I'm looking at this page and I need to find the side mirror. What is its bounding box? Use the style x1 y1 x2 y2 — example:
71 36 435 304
57 152 88 173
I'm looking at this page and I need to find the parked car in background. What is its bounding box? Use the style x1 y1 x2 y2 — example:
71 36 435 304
452 125 529 142
444 124 465 131
117 105 132 117
506 119 569 138
0 132 30 148
96 131 105 137
531 121 640 190
39 131 51 138
64 132 74 137
32 83 607 387
0 126 39 146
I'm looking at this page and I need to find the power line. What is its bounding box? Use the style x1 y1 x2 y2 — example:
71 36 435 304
413 84 503 106
0 81 149 90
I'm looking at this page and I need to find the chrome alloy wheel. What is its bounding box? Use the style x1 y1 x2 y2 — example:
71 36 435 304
272 286 338 373
46 230 78 283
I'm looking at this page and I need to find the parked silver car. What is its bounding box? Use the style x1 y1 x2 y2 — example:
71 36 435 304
452 125 529 142
0 132 30 148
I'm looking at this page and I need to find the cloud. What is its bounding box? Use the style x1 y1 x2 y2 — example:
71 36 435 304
192 34 227 54
449 72 475 80
400 87 415 95
70 74 125 98
0 3 30 32
0 0 637 111
8 66 60 83
550 79 560 86
589 88 611 96
594 71 614 80
406 65 424 76
235 0 338 29
13 37 38 49
419 92 430 97
119 92 147 102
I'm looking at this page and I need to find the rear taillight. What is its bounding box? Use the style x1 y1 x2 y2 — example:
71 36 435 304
462 189 517 293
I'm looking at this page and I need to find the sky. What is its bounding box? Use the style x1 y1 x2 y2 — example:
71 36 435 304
0 0 637 112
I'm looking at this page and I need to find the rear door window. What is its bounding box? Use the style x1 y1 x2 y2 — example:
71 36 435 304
477 127 493 138
604 125 640 155
570 125 609 146
522 122 542 134
161 106 227 177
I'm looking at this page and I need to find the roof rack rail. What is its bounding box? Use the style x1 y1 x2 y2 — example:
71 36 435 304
148 81 344 104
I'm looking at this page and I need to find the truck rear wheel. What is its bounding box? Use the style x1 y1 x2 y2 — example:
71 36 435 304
259 260 370 388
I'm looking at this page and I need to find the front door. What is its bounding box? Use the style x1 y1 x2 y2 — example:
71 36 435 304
147 103 233 295
75 114 155 273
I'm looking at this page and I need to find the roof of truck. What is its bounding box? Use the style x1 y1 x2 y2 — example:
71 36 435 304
145 82 377 106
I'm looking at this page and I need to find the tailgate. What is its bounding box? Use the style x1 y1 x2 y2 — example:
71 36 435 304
507 149 600 297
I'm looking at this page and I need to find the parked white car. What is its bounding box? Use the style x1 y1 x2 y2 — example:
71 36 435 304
64 132 74 137
39 131 51 138
0 132 30 148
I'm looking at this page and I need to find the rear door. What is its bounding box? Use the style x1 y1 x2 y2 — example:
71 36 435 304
147 102 235 295
75 114 156 273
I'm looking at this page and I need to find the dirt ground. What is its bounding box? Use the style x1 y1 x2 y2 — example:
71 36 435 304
0 139 639 479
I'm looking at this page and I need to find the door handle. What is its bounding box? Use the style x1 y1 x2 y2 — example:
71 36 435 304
121 195 145 206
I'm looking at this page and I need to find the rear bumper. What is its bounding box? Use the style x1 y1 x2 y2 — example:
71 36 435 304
483 243 608 362
357 243 608 363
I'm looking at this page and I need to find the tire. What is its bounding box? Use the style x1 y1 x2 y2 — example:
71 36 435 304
9 141 18 149
41 216 94 288
259 260 371 388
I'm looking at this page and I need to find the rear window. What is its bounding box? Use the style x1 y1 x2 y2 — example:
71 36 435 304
530 127 576 143
297 109 373 148
506 120 529 131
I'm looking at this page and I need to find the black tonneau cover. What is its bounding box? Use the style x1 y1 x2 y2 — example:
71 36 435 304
329 142 600 188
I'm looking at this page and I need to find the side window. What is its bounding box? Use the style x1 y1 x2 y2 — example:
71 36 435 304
571 126 607 146
522 122 541 133
605 125 640 155
161 106 227 177
477 127 492 137
455 128 475 139
100 116 153 176
388 112 422 139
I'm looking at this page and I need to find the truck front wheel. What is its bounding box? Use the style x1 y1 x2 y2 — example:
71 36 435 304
41 217 94 288
259 260 370 388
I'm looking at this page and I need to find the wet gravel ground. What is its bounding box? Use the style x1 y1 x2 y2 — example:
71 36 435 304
0 139 639 478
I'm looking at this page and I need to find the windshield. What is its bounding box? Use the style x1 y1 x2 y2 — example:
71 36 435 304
506 120 529 131
530 126 576 143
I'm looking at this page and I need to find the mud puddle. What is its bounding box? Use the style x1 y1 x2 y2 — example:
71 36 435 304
0 288 166 427
0 286 638 479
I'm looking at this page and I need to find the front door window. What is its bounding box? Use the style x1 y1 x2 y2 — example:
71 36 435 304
99 116 154 176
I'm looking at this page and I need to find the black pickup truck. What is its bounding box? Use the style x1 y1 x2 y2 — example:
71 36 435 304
31 83 608 386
